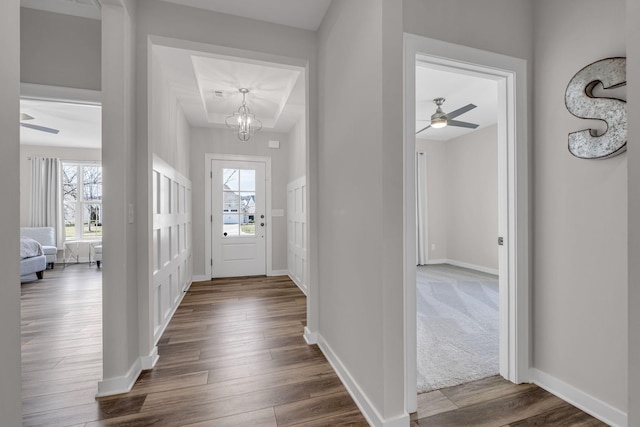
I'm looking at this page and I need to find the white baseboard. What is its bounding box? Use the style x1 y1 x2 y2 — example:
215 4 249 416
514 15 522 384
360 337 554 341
288 271 307 296
191 274 209 282
269 269 289 276
317 334 409 427
529 368 627 427
96 358 142 397
425 258 499 276
303 327 317 345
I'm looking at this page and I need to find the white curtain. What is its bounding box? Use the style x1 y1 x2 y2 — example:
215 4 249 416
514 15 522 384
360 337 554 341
30 157 64 248
416 152 428 265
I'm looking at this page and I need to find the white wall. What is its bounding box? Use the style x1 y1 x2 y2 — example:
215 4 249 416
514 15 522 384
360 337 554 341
98 0 142 396
418 126 499 271
0 0 22 425
20 145 101 226
288 117 306 182
21 7 101 91
190 128 289 277
150 49 190 177
533 0 627 414
403 0 534 61
628 0 640 423
318 0 407 423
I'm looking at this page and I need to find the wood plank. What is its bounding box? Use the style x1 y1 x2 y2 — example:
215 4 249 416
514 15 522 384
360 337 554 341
415 387 565 427
507 402 608 426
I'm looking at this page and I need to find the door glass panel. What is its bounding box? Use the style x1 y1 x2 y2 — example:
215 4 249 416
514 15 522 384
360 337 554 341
221 168 257 237
223 169 239 191
239 169 256 191
240 191 255 236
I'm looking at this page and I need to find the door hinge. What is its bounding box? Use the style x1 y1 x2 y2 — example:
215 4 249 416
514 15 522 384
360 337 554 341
498 237 504 246
210 214 213 222
210 259 213 266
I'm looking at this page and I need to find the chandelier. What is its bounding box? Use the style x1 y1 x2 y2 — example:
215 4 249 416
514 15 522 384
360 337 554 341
225 88 262 141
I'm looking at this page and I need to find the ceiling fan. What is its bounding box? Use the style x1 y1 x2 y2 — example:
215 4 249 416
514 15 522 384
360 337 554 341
20 113 60 134
416 98 479 134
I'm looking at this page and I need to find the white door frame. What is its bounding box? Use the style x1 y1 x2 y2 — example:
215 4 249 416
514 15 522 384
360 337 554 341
205 153 272 279
404 34 530 412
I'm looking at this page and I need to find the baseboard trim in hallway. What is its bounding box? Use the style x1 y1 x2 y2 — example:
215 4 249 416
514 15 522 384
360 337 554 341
317 334 410 427
530 368 627 427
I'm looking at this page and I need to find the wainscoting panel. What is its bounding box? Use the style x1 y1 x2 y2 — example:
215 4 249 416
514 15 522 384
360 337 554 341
152 155 192 343
287 176 307 294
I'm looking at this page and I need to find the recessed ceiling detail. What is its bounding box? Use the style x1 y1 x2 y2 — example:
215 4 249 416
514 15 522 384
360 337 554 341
191 56 301 130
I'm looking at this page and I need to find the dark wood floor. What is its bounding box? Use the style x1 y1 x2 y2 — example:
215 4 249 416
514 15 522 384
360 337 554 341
21 265 607 426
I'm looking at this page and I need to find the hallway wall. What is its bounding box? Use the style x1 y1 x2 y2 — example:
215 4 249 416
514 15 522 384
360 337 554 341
532 0 627 414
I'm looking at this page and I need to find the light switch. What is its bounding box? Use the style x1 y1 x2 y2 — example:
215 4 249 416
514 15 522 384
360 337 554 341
272 209 284 217
268 140 280 149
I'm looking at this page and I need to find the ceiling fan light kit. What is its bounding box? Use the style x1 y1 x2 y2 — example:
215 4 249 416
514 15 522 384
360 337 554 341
416 97 479 135
225 88 262 142
430 98 448 128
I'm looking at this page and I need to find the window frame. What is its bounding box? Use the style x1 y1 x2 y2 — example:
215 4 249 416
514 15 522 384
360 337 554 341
62 161 103 241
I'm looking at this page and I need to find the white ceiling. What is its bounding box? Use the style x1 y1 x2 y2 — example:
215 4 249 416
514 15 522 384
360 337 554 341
416 63 498 141
20 99 101 148
153 45 305 132
161 0 332 31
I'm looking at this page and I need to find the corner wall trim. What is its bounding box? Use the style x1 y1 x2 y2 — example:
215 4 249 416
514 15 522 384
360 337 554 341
317 334 409 427
289 272 308 296
140 347 159 370
303 327 317 345
96 358 142 397
529 368 627 427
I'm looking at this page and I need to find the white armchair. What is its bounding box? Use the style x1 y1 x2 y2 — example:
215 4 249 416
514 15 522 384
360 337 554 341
21 227 58 269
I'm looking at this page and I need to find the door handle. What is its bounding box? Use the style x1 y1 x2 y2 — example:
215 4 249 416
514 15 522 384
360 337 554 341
223 232 227 236
260 223 265 227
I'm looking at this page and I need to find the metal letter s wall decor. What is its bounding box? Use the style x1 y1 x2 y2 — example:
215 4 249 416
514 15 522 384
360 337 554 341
565 57 626 159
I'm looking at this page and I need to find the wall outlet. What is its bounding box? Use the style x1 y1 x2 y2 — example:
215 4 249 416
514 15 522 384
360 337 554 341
431 244 436 251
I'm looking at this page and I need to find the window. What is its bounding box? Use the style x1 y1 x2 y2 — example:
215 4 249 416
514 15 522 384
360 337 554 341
63 163 102 240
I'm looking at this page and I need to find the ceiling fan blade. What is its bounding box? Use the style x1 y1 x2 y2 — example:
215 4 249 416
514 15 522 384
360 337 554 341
20 113 34 121
416 124 431 135
446 103 476 120
21 123 60 134
447 119 479 129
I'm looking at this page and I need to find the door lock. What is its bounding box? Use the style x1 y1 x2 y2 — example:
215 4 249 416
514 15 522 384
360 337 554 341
260 223 265 227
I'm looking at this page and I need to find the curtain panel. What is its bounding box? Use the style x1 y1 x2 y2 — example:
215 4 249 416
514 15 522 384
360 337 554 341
416 152 428 265
30 157 64 248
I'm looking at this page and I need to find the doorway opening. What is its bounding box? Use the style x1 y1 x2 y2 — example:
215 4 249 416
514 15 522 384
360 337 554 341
415 63 500 392
403 34 529 413
19 85 103 411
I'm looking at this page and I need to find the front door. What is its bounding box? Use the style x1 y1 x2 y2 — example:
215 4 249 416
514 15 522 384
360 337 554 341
211 159 266 277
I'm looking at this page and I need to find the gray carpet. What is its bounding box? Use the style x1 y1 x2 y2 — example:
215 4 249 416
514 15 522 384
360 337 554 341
417 264 499 393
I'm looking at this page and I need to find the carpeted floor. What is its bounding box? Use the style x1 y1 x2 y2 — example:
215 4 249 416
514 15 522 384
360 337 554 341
417 264 499 393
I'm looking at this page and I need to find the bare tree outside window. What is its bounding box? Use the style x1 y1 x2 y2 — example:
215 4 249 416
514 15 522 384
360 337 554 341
63 163 102 239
